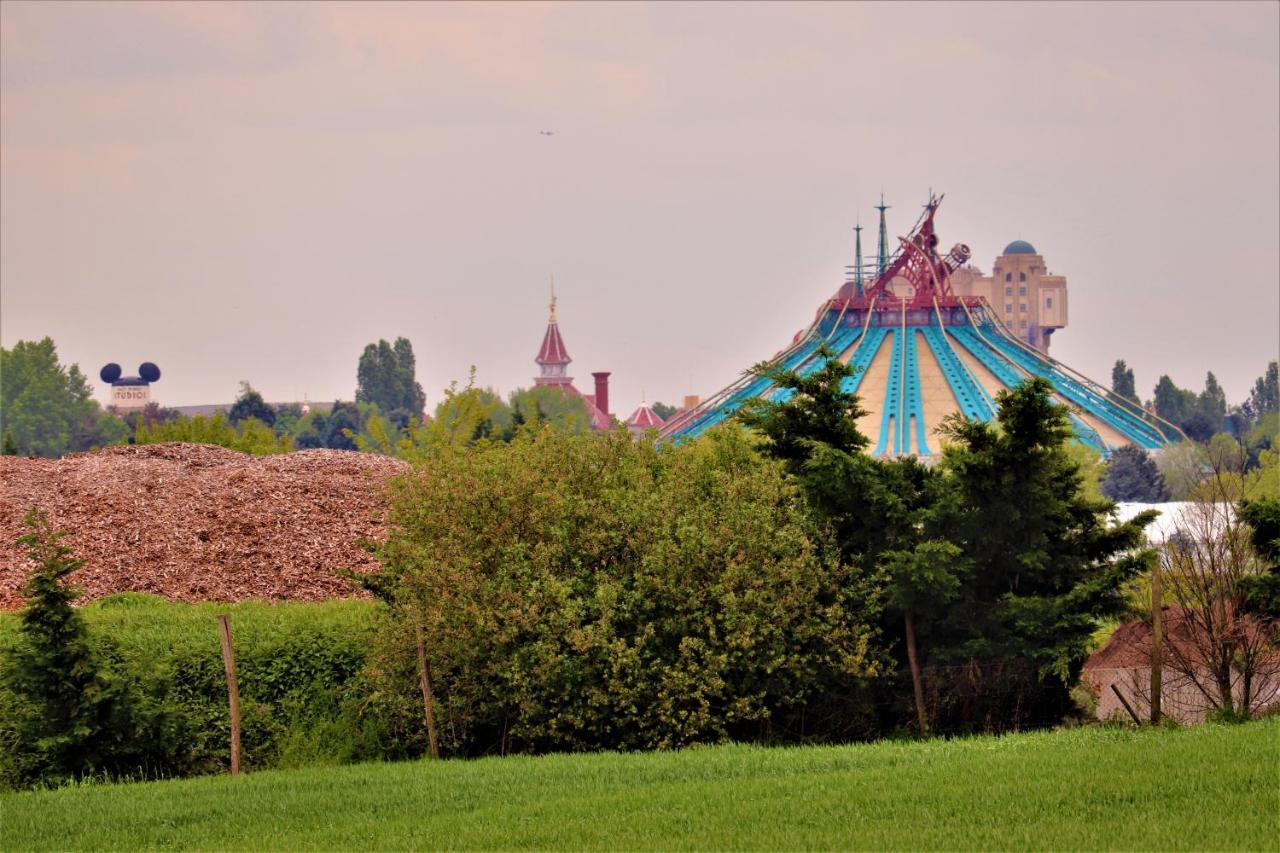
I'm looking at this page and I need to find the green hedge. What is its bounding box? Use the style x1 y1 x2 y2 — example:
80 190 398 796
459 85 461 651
0 595 422 789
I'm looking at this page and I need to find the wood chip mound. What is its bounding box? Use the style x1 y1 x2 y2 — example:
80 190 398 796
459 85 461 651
0 443 409 609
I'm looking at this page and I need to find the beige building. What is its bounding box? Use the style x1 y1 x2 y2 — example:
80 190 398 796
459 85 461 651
949 240 1068 351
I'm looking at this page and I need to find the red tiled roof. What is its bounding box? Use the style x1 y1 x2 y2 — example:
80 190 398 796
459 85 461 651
536 322 571 365
626 404 666 430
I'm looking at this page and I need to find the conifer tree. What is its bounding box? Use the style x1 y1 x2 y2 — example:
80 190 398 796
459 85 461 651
1101 445 1171 502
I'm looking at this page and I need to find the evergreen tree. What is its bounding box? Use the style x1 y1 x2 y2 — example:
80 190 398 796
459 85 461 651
2 429 17 456
1239 497 1280 619
227 381 276 427
1101 445 1171 502
1199 372 1227 432
4 510 139 784
930 378 1155 729
1111 360 1138 404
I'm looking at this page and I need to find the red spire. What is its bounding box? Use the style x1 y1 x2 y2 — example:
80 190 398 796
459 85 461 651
536 322 570 365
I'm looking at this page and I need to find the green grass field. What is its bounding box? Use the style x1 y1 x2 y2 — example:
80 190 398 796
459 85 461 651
2 718 1276 851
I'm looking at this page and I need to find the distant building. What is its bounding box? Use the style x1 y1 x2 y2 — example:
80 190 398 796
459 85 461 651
533 282 613 431
625 402 666 436
949 240 1068 351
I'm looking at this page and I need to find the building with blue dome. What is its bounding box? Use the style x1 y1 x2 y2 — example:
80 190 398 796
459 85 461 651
950 237 1066 351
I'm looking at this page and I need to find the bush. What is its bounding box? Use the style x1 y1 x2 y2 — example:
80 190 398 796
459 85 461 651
0 593 388 789
369 425 884 755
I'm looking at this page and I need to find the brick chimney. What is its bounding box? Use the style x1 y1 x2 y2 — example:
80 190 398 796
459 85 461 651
592 372 611 418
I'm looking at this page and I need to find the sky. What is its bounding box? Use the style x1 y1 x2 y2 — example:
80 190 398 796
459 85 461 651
2 1 1278 416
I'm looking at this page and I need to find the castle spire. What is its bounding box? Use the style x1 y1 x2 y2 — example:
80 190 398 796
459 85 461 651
875 194 890 276
535 276 572 385
853 221 865 297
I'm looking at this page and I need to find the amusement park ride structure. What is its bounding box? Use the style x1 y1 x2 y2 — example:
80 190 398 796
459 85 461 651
660 194 1183 457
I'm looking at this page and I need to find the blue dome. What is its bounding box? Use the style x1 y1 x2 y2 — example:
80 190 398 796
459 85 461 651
1003 239 1037 255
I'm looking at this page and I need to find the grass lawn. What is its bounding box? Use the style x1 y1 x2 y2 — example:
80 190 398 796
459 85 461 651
3 718 1276 851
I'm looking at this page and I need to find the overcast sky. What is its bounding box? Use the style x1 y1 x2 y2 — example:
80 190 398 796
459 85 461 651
2 1 1277 415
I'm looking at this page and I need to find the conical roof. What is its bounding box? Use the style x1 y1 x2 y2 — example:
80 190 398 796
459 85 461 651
626 403 666 432
661 198 1182 457
536 322 571 365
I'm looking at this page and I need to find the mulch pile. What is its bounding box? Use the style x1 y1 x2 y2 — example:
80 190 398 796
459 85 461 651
0 443 409 609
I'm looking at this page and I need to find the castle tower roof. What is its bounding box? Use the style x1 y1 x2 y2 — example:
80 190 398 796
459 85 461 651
536 279 571 366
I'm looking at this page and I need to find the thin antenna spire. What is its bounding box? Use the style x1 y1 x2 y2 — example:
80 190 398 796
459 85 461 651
875 194 890 276
853 221 864 297
549 274 557 323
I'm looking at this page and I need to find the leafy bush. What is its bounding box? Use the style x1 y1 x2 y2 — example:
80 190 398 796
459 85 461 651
135 413 292 455
0 593 388 789
368 425 884 755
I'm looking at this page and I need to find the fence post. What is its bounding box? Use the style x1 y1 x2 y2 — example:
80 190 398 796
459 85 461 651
217 614 242 775
1150 561 1162 725
414 623 441 759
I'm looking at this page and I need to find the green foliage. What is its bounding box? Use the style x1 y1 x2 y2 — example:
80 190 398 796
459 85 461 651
368 425 882 754
932 381 1155 692
356 338 426 419
508 385 592 433
1111 359 1137 404
1245 361 1279 423
1152 373 1230 442
0 338 127 457
651 401 678 421
2 429 17 456
227 382 276 428
2 511 170 787
135 413 293 455
1101 445 1170 502
4 721 1276 851
1239 497 1280 618
0 595 388 789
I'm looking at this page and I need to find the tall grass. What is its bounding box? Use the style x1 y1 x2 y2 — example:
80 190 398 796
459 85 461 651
2 718 1275 850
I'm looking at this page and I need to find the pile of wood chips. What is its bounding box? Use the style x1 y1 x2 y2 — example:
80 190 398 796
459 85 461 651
0 443 409 609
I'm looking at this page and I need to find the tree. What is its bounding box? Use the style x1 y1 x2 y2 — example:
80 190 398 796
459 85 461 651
738 350 952 731
1111 360 1138 404
1101 445 1171 502
1239 497 1280 619
3 430 18 456
1157 462 1279 719
651 401 678 421
1153 375 1196 428
1244 361 1279 424
1199 372 1227 433
930 378 1156 730
0 338 126 457
356 338 427 420
3 510 141 785
508 386 591 434
227 382 276 427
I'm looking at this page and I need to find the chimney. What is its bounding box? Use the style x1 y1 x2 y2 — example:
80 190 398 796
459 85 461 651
683 395 701 411
592 372 611 418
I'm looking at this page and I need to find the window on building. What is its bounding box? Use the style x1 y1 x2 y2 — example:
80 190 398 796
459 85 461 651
1020 303 1027 312
1005 286 1013 296
1005 303 1013 313
1046 297 1053 308
1020 320 1028 328
1019 286 1027 296
1005 273 1012 282
1019 272 1026 282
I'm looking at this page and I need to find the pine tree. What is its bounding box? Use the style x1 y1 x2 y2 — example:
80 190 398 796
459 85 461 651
4 509 129 784
1101 445 1171 502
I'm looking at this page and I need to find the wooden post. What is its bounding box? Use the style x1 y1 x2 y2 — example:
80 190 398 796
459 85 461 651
217 614 242 775
904 613 929 734
414 623 441 759
1110 683 1142 725
1150 562 1163 725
